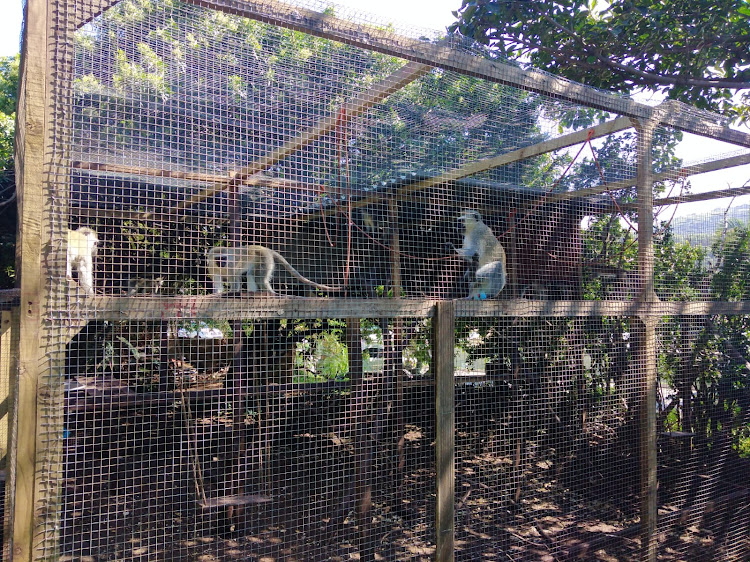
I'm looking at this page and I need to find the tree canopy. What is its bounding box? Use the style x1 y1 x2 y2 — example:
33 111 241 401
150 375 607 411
450 0 750 122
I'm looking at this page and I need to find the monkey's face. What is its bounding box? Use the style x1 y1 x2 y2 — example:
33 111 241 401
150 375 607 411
458 209 481 224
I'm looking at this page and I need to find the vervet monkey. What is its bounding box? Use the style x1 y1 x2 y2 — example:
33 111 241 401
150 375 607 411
454 209 507 300
67 227 99 296
207 245 341 295
127 275 165 296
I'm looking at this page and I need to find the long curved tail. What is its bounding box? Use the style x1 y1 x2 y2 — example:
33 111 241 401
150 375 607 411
270 250 343 291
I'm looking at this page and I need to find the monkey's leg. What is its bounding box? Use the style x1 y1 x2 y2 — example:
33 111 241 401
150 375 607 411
230 274 243 292
211 274 225 294
246 265 260 293
78 262 94 296
472 262 505 299
261 253 276 293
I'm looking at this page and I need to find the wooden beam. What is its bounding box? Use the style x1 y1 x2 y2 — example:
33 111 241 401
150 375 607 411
294 116 633 224
88 295 438 321
0 310 13 463
433 300 455 562
190 0 750 148
13 0 50 557
170 60 430 217
72 0 121 28
653 184 750 208
553 151 750 206
79 294 750 321
72 161 232 185
634 116 659 562
454 299 750 318
387 117 633 199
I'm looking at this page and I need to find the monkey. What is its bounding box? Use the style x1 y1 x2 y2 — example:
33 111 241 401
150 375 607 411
453 209 507 300
67 227 99 296
127 275 165 296
207 245 341 295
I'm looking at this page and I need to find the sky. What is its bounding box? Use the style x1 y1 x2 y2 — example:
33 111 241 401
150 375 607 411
1 0 748 217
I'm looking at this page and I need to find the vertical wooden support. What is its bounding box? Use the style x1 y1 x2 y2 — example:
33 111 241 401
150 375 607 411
634 116 659 562
12 0 51 557
0 310 12 464
434 301 455 562
3 307 19 562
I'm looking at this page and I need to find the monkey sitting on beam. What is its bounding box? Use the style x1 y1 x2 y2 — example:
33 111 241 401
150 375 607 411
207 245 341 295
453 209 507 300
67 227 99 296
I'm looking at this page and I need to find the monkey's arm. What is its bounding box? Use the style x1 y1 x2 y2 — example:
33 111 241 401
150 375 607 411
455 233 479 261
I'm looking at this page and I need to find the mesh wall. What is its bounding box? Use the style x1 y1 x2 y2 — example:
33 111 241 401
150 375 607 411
10 0 750 560
656 316 750 560
57 316 435 560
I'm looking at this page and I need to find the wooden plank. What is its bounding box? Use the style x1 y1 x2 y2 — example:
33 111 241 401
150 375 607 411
375 117 633 203
88 294 438 320
558 151 750 206
652 184 750 208
76 294 750 321
72 160 232 184
198 494 272 508
2 307 18 562
72 0 121 28
12 0 50 556
297 117 633 223
434 301 455 562
190 0 750 148
455 299 750 318
0 311 11 464
172 60 430 216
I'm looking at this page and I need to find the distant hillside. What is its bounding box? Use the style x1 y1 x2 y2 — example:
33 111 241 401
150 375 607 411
670 203 750 251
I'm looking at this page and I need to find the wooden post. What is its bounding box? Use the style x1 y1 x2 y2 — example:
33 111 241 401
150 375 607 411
3 306 19 561
0 310 13 464
434 301 455 562
634 116 659 562
12 0 54 557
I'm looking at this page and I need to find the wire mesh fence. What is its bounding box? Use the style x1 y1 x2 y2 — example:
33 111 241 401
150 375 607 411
7 0 750 560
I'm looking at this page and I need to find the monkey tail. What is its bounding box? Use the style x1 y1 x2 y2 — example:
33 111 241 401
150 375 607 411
270 251 343 291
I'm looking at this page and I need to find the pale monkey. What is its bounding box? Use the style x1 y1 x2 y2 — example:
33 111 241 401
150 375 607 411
67 227 99 296
454 209 507 300
207 245 341 295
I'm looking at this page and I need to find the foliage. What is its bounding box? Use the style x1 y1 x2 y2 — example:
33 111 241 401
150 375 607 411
0 55 18 289
711 221 750 300
450 0 750 121
294 319 349 381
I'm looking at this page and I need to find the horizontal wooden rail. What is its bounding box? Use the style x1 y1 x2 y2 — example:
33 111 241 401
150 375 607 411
62 295 750 321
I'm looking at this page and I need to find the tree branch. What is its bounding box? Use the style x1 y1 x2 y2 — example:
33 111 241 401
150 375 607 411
533 9 750 90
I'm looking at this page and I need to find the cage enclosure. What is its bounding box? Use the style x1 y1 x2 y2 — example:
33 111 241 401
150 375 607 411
6 0 750 560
